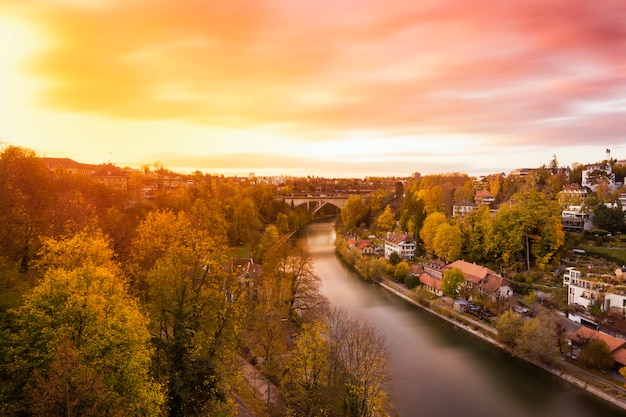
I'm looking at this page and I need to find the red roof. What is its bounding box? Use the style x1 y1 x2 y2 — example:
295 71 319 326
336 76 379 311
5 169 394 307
382 232 415 244
569 327 625 353
480 273 511 294
419 273 442 290
356 240 372 250
446 260 495 284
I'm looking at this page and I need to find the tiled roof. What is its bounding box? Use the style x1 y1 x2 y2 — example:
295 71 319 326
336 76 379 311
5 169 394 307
480 274 510 293
612 348 626 366
411 265 424 275
356 240 372 250
447 260 495 283
569 327 625 353
42 157 97 171
382 232 415 244
419 274 442 290
91 164 129 178
475 189 494 198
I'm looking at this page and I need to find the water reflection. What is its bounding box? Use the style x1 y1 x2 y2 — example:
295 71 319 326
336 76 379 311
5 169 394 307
303 221 626 417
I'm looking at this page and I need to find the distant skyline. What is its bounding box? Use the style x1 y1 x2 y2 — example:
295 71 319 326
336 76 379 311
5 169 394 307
1 1 625 178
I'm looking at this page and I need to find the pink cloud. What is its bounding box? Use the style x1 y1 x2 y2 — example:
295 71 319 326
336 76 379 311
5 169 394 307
5 0 626 149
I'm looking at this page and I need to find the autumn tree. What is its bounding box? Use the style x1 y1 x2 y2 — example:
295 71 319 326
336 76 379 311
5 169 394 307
420 212 447 256
376 205 395 232
282 321 330 417
354 256 386 282
326 308 389 417
496 310 524 347
398 187 426 241
488 190 564 271
264 240 323 320
6 231 164 416
442 267 465 297
0 146 52 271
342 195 368 232
460 205 491 264
453 180 475 203
515 308 559 365
424 185 445 214
433 223 462 262
393 261 411 282
578 339 614 371
129 210 246 416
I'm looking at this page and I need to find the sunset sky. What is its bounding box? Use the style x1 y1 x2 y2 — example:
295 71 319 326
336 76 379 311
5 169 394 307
1 0 625 178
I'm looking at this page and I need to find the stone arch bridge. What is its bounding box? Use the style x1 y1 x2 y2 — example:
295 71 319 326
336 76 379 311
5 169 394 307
275 194 355 213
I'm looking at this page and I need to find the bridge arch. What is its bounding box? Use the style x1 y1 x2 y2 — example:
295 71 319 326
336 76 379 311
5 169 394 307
276 194 354 213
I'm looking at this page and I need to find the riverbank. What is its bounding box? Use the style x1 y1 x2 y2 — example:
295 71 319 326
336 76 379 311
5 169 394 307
376 275 626 413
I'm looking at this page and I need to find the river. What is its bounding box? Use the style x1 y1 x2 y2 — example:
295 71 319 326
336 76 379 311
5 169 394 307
302 220 626 417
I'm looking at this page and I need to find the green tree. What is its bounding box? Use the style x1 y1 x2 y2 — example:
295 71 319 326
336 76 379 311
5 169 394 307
578 339 614 371
442 267 465 297
376 205 396 232
404 274 420 289
592 204 626 234
388 251 401 266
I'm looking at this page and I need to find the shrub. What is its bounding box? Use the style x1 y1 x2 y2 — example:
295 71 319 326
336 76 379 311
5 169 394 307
405 274 420 289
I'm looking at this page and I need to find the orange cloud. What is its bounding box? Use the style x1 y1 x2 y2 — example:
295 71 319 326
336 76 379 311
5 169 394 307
4 0 626 149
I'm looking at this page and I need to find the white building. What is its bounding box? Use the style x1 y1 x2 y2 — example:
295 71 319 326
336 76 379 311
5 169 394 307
604 292 626 317
382 232 416 261
561 206 593 233
453 200 477 218
563 267 605 308
581 162 616 192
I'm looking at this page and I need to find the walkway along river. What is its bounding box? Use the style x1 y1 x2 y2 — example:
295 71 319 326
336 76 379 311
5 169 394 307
302 220 626 417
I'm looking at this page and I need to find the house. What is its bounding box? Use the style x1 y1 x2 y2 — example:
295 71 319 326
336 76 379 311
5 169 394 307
563 267 605 309
419 273 443 297
347 238 376 257
453 299 471 312
474 190 495 205
568 327 626 367
91 164 129 191
423 260 446 280
42 157 97 176
561 206 593 233
581 162 616 192
561 183 591 200
382 232 416 261
453 200 477 217
509 168 532 178
354 239 375 257
446 260 512 300
229 258 263 300
480 273 513 299
446 260 495 288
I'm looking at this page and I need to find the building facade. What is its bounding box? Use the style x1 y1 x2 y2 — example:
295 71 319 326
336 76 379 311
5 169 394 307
382 232 416 261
